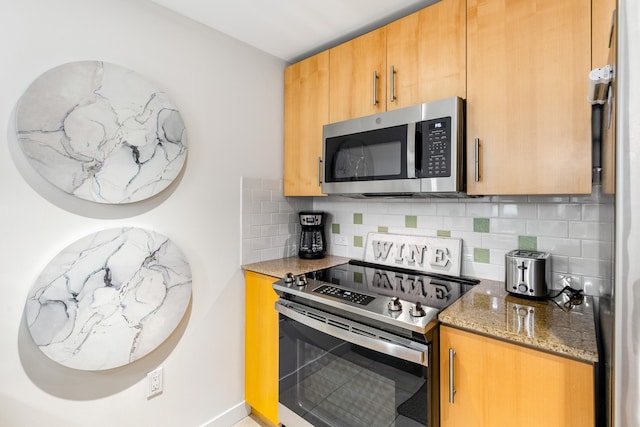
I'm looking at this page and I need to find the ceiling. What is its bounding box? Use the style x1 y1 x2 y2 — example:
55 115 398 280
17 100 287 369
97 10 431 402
148 0 439 63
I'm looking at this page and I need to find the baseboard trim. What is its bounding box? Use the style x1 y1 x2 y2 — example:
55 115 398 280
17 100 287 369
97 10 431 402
199 401 251 427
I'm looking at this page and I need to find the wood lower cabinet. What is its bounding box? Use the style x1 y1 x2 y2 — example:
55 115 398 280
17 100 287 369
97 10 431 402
283 51 329 196
466 0 592 195
244 271 279 425
440 326 595 427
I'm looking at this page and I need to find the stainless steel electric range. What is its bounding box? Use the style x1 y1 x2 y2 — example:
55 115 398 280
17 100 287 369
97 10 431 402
273 233 478 427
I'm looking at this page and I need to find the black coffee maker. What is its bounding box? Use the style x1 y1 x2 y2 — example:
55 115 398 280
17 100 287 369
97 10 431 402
298 211 326 259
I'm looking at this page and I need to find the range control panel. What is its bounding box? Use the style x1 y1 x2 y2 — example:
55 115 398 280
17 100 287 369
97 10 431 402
313 285 375 306
418 117 452 178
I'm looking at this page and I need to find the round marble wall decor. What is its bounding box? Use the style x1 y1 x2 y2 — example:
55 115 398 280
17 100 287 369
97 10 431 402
16 61 187 204
24 227 192 371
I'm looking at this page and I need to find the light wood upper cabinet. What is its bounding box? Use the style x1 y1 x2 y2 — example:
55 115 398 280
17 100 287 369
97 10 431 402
592 0 617 68
466 0 592 195
386 0 466 110
329 0 466 122
592 0 617 195
329 27 387 123
440 326 595 427
284 51 329 196
285 0 466 195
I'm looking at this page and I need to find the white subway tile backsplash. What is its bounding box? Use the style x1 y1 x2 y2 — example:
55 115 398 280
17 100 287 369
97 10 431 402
268 212 286 224
582 240 614 260
569 257 613 280
261 224 279 237
491 195 529 203
410 203 439 215
526 220 568 237
261 178 282 190
417 215 446 230
538 203 581 220
250 213 271 226
436 203 466 217
251 189 272 201
481 233 519 250
386 202 414 215
490 218 527 235
241 177 311 263
569 221 614 241
500 203 538 218
582 203 615 221
443 216 474 231
528 195 572 203
261 201 279 214
278 201 296 213
537 237 582 257
250 237 270 251
551 255 570 273
466 202 500 217
241 178 614 296
453 231 482 247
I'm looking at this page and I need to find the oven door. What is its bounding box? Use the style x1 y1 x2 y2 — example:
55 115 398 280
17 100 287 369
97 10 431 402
276 300 438 427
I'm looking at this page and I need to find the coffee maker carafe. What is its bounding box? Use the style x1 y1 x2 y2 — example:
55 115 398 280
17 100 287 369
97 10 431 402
298 211 326 259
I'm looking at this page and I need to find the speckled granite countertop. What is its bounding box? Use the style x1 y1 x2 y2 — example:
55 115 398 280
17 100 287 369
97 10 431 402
439 280 598 363
242 255 351 278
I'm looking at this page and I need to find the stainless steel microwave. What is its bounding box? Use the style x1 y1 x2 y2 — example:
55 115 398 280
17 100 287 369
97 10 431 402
322 96 465 197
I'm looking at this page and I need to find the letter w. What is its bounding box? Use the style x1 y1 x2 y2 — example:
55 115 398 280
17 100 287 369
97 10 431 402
372 240 393 260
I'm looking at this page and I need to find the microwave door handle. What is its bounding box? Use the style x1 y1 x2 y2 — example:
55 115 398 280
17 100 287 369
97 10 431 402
408 122 417 178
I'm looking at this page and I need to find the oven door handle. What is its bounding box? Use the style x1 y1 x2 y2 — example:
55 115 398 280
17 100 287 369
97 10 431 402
276 300 430 367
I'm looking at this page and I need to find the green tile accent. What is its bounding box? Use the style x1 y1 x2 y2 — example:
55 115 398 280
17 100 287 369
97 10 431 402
354 235 364 247
332 223 340 234
474 248 490 263
519 236 538 251
353 272 363 283
405 215 417 228
378 226 389 233
437 230 451 237
353 213 363 224
474 218 490 233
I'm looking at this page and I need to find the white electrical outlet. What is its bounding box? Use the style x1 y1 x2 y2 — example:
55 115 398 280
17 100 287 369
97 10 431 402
147 367 163 398
334 235 349 246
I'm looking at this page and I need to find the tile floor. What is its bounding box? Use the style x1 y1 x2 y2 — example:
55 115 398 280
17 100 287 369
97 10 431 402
231 415 267 427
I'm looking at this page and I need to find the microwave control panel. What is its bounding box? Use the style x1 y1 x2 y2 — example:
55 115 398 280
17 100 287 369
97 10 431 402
418 117 452 178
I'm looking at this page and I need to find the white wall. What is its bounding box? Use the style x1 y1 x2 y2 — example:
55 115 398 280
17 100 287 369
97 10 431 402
0 1 285 426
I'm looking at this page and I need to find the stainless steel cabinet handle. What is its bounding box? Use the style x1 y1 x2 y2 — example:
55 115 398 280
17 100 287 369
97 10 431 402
317 157 322 186
373 70 378 105
449 348 456 403
390 65 396 102
474 138 480 182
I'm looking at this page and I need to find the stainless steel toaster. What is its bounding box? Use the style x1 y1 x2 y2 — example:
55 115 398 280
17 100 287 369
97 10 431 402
505 250 550 298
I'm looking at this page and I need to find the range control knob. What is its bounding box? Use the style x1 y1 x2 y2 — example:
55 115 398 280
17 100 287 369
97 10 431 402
410 302 426 318
388 297 402 312
284 272 295 284
295 274 308 287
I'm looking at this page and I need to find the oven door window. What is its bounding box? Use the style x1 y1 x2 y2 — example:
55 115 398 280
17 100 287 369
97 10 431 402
279 315 429 427
324 125 407 182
